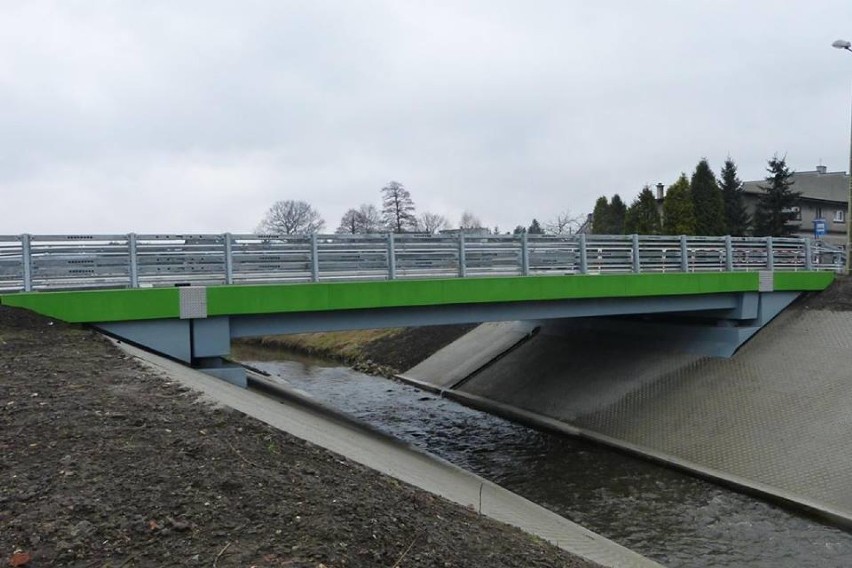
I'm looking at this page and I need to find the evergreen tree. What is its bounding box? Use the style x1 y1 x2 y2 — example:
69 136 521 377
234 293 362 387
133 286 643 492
591 196 611 234
609 194 627 234
662 174 696 235
381 181 417 233
690 159 726 235
753 155 801 237
719 158 750 236
512 225 526 235
528 218 544 234
624 187 662 234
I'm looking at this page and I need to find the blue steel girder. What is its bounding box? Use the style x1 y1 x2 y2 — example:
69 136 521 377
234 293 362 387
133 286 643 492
93 291 801 386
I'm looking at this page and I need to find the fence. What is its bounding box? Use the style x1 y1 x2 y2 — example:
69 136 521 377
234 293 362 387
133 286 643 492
0 233 844 292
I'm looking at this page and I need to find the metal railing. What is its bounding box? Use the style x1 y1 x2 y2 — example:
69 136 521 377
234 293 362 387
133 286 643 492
0 233 844 293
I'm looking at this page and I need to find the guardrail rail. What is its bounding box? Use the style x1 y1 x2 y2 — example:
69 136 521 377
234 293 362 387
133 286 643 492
0 233 844 292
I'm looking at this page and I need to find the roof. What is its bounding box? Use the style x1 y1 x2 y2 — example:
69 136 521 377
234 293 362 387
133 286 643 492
742 169 849 203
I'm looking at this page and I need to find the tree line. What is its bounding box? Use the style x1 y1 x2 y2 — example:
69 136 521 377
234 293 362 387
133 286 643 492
591 155 801 237
257 181 584 236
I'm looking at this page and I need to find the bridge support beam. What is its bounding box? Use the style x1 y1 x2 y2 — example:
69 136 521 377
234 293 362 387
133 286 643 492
91 289 802 388
94 316 246 387
542 291 800 357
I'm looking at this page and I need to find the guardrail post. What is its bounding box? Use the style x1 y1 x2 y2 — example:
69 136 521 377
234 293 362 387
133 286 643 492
128 233 139 288
458 232 467 278
631 234 640 273
804 238 813 271
680 235 689 272
310 233 319 282
578 233 588 274
387 233 396 280
521 232 530 276
21 234 32 292
223 233 233 285
766 236 774 271
724 235 733 272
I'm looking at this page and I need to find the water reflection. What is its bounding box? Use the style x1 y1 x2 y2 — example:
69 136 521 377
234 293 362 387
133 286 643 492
237 349 852 567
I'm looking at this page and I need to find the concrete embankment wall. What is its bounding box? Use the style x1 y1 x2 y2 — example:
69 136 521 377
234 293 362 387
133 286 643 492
400 305 852 525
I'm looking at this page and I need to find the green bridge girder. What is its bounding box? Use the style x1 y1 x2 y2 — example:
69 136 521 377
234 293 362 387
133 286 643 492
0 271 834 324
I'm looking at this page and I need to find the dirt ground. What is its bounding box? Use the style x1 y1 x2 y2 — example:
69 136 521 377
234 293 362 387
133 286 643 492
0 306 597 568
356 325 477 373
799 274 852 311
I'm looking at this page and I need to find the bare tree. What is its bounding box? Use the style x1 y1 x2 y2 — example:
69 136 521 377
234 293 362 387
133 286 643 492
419 212 449 234
545 210 583 235
459 210 483 232
357 204 383 233
258 200 325 235
381 181 417 233
337 204 384 234
336 209 360 234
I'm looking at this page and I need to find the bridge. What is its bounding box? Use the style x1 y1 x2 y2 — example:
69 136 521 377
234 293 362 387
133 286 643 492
0 232 842 386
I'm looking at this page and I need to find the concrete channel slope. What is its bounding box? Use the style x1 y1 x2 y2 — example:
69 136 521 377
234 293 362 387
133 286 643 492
399 301 852 526
116 341 660 568
404 321 538 389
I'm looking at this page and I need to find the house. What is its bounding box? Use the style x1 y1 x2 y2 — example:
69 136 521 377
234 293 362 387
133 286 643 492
741 165 849 246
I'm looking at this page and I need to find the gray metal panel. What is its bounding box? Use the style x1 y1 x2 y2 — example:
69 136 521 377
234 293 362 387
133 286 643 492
756 291 800 324
179 286 207 319
192 317 231 358
95 319 191 362
228 293 741 338
736 292 760 320
758 271 774 292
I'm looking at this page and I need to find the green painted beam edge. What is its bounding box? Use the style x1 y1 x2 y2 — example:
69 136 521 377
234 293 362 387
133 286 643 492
773 271 835 291
0 288 180 323
0 271 835 324
206 272 762 317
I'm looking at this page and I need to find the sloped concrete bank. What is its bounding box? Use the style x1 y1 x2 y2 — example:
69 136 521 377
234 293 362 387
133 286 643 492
398 293 852 529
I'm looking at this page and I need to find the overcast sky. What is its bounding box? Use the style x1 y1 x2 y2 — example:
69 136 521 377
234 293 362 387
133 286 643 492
3 1 852 235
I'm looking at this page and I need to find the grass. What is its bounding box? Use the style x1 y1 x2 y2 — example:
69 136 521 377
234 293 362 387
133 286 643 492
234 328 403 363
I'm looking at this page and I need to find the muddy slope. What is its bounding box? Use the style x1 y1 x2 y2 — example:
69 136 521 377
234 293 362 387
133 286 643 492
0 306 594 567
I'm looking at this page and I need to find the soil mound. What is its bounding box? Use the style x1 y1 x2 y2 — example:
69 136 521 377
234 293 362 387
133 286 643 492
799 275 852 311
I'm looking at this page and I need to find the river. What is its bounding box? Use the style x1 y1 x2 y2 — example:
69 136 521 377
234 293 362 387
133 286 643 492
234 346 852 567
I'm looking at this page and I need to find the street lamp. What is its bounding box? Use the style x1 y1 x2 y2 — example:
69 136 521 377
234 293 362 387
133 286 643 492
833 39 852 274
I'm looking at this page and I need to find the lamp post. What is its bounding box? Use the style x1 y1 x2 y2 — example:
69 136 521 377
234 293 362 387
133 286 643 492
832 39 852 274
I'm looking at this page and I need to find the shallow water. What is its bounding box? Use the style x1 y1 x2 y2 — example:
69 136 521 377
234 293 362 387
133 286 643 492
238 349 852 567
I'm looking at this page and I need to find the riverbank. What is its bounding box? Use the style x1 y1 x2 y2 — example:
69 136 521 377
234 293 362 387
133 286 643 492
235 324 475 376
0 306 598 567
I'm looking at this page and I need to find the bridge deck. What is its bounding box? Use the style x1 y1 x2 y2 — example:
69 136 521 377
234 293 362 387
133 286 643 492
0 271 835 324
